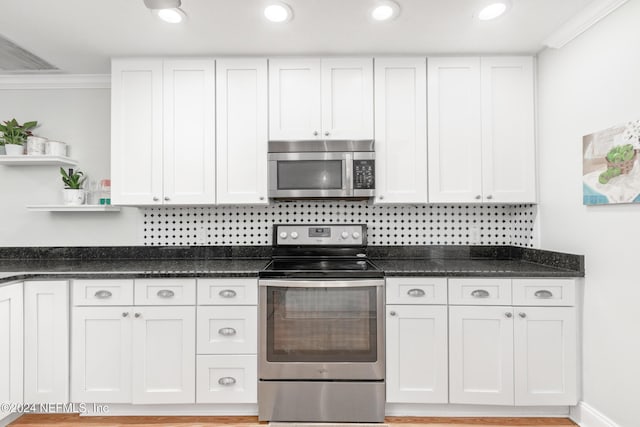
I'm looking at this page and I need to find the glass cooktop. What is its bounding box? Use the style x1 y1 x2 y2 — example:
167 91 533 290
260 257 383 279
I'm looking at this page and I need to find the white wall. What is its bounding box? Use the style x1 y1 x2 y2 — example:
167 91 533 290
537 2 640 426
0 88 139 246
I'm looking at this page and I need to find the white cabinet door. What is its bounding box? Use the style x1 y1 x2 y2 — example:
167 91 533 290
374 58 427 204
481 57 536 203
71 307 133 403
386 305 448 403
428 57 482 203
514 307 577 406
321 58 373 140
132 306 196 404
111 59 164 206
24 281 69 404
269 58 321 140
163 59 216 205
449 305 514 405
216 58 268 204
0 283 23 420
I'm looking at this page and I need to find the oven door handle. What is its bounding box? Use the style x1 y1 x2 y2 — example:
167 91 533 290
259 279 384 288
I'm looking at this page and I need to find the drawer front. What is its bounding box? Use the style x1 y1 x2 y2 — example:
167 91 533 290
134 279 196 305
196 355 257 404
512 279 576 306
73 280 134 306
197 278 257 305
386 277 447 304
197 306 257 354
449 278 512 305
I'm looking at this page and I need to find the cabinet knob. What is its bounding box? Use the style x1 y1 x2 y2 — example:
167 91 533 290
134 313 142 318
389 311 397 316
324 131 330 136
153 197 159 202
486 195 493 200
164 196 170 201
218 327 237 336
475 195 481 200
519 312 527 318
219 289 237 298
122 312 129 318
313 131 319 136
505 312 513 318
259 196 265 201
379 195 384 200
218 377 237 386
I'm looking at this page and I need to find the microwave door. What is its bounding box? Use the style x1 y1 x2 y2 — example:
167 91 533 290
268 153 350 198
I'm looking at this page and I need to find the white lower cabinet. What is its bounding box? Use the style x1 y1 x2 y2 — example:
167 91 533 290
0 283 23 421
24 281 69 404
196 355 257 403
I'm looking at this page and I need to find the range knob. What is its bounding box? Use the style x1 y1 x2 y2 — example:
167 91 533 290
290 231 299 239
279 231 288 240
352 231 361 239
341 231 349 240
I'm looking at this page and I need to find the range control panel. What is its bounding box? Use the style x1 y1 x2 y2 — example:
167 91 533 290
275 224 366 246
353 160 375 189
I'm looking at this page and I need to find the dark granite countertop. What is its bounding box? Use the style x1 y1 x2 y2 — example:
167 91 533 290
0 245 584 285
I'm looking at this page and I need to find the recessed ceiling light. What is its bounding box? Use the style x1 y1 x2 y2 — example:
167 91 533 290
143 0 187 24
478 1 510 21
264 2 293 23
371 0 400 21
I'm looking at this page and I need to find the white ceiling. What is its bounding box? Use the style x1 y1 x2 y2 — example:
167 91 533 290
0 0 593 74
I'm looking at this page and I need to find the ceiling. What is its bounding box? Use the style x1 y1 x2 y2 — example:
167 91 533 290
0 0 593 74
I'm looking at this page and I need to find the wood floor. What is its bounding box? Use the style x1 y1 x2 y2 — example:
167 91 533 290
9 415 577 427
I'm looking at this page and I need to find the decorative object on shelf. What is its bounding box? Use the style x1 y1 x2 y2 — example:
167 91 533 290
583 119 640 205
46 140 67 157
26 136 48 155
60 167 87 205
0 118 38 156
99 179 112 205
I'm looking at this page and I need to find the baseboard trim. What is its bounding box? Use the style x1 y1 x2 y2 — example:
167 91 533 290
82 403 258 417
0 412 23 426
385 403 569 417
570 401 620 427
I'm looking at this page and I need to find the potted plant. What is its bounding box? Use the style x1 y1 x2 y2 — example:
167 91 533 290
0 119 38 156
60 167 87 205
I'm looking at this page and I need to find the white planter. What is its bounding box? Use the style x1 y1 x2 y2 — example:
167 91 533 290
62 189 85 205
4 144 24 155
0 145 5 155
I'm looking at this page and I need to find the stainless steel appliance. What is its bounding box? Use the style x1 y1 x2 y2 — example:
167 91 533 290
268 140 375 199
258 224 385 423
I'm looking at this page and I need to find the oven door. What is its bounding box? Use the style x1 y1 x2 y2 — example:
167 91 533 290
259 279 384 381
268 152 352 198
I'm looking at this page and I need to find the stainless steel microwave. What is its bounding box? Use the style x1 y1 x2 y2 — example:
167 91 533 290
268 140 375 199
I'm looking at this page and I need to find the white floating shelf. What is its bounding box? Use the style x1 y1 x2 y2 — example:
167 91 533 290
26 205 121 212
0 155 78 166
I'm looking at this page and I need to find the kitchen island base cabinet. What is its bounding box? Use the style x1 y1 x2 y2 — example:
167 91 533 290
0 283 23 421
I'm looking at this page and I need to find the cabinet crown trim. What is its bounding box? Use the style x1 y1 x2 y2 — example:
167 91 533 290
0 74 110 90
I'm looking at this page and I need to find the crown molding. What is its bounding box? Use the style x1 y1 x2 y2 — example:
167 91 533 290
543 0 629 49
0 74 110 90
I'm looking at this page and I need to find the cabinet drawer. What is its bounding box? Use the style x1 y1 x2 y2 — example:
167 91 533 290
197 306 257 354
512 279 575 306
386 277 447 304
73 280 134 306
197 278 257 305
449 278 512 305
134 279 196 305
196 355 257 404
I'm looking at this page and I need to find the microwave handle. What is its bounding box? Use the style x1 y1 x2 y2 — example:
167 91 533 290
344 154 353 196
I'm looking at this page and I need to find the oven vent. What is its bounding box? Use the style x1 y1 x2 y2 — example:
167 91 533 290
0 35 57 72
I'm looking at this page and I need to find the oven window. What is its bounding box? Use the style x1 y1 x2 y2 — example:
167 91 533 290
277 160 343 190
266 286 377 362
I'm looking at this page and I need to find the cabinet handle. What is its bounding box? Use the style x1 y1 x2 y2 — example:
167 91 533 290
313 131 319 136
519 312 527 318
153 197 159 202
134 313 142 318
164 196 170 201
219 289 237 298
389 311 397 316
259 196 265 201
407 288 426 297
379 195 384 200
157 289 175 298
471 289 490 298
534 289 553 299
486 195 493 200
94 290 112 299
122 312 129 318
218 377 237 386
475 195 481 200
324 131 330 136
218 327 237 336
505 312 513 318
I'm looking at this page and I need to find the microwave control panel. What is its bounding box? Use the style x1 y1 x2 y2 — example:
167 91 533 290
353 160 375 189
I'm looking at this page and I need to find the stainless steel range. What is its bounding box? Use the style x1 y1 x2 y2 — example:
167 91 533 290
258 224 385 423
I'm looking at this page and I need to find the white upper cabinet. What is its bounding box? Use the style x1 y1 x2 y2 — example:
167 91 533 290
216 58 268 204
374 58 428 204
428 56 536 203
111 58 216 206
269 58 373 140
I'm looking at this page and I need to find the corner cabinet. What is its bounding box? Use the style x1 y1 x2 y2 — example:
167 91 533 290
111 58 216 206
216 59 268 204
427 57 536 203
374 58 428 204
0 283 23 421
268 58 373 140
